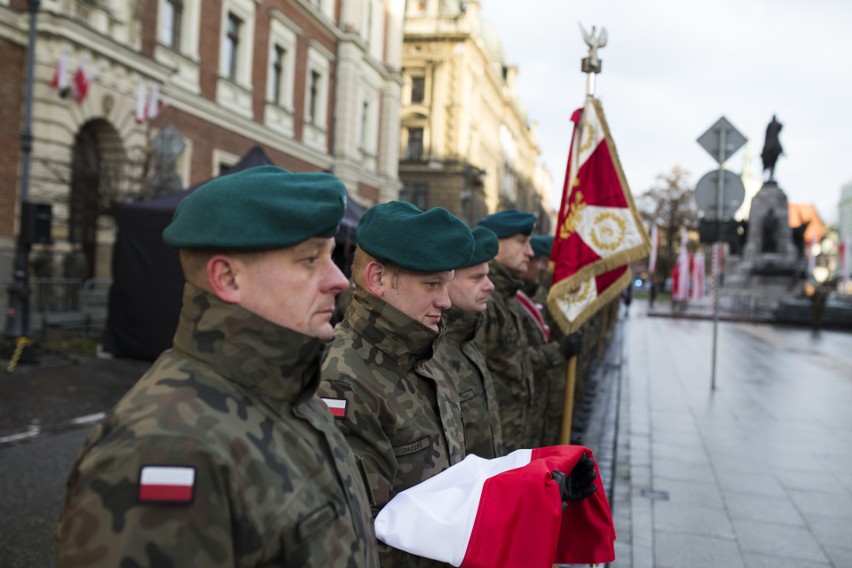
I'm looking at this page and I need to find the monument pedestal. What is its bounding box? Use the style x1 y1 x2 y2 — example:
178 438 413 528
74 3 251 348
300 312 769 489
719 181 804 316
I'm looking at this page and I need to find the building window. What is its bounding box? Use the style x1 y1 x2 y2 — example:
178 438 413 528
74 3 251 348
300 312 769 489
411 76 425 103
405 127 424 161
160 0 183 48
307 70 321 124
224 13 242 81
271 44 286 104
400 182 428 210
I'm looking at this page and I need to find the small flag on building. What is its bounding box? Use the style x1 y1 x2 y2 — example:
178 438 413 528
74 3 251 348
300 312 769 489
547 97 650 334
50 50 69 94
71 58 90 103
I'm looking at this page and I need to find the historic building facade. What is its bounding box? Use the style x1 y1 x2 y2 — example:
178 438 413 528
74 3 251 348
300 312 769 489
0 0 403 280
398 0 553 229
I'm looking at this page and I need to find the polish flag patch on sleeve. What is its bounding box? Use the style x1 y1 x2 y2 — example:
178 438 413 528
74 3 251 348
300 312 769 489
321 397 347 418
138 466 196 504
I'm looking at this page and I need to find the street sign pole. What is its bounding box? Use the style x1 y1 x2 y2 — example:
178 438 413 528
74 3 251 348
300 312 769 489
710 127 726 391
697 116 746 393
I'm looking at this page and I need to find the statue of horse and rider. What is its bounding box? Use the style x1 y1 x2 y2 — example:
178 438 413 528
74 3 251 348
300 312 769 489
761 115 783 182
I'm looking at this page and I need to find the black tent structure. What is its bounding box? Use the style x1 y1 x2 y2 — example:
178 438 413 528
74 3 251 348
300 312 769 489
103 146 366 360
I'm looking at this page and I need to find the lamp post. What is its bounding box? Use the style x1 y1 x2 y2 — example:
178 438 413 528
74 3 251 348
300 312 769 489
4 0 41 354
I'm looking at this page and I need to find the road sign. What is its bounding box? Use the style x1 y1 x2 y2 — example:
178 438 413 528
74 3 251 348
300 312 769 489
697 116 747 164
694 170 745 219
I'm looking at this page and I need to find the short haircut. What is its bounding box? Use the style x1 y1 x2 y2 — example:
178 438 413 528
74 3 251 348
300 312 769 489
351 246 400 289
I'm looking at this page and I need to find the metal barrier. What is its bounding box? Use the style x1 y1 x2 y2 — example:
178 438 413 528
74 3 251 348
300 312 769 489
1 277 112 333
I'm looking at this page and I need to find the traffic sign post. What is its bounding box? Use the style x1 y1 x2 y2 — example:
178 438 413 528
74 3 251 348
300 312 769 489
696 116 747 392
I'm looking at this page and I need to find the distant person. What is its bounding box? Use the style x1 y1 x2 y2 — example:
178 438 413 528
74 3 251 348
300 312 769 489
649 279 658 309
56 166 379 567
62 242 89 311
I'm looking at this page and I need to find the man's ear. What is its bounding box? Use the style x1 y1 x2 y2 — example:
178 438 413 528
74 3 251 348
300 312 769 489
207 255 242 304
364 261 387 297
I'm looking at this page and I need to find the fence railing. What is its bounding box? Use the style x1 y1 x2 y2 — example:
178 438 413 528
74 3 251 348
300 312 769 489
1 277 112 333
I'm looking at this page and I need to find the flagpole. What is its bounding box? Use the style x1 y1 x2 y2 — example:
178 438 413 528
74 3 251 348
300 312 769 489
559 24 607 445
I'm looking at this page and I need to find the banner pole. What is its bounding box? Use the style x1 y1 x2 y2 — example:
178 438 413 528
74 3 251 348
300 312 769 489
559 356 578 444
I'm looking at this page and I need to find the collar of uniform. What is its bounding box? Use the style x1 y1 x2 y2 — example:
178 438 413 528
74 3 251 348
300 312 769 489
346 287 439 369
442 306 480 343
488 260 524 297
173 283 324 403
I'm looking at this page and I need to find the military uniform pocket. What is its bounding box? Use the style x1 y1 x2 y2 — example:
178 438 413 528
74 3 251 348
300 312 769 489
296 502 340 542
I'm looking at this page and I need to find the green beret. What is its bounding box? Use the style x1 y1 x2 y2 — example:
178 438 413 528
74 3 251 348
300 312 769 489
531 235 554 258
163 165 346 249
477 209 536 238
458 226 499 268
357 201 474 272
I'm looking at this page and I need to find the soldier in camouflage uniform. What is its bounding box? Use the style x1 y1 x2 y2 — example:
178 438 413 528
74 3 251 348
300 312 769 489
56 166 379 567
318 201 474 567
475 211 581 452
434 226 503 458
518 234 579 446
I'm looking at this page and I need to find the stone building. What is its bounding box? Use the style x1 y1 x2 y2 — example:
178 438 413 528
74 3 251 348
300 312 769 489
0 0 403 281
398 0 553 230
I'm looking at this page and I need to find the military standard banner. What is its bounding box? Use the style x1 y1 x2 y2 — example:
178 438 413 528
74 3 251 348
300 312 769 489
547 97 650 334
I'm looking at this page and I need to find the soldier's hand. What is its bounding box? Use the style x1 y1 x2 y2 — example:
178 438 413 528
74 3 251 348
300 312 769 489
552 454 597 507
558 331 583 359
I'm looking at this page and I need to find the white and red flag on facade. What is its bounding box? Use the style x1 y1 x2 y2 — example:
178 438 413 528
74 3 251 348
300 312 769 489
135 78 147 124
135 80 168 124
71 58 90 103
547 97 650 333
648 224 659 275
690 251 706 301
50 50 69 92
375 446 616 568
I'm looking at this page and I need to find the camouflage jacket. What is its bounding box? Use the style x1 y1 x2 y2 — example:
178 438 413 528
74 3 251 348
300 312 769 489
475 261 558 451
518 280 567 447
56 284 378 568
319 288 465 568
434 307 503 458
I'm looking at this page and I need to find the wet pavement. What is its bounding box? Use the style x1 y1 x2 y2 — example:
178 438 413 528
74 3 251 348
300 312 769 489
611 301 852 568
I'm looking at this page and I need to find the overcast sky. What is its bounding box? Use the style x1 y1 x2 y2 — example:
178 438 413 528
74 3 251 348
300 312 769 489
481 0 851 223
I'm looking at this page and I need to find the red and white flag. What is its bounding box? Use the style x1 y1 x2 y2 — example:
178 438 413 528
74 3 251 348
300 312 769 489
690 251 705 301
146 81 168 120
135 79 147 124
375 446 615 568
138 465 195 503
547 97 650 333
648 224 659 275
50 50 68 92
673 227 690 301
71 59 90 103
321 397 347 418
840 238 849 287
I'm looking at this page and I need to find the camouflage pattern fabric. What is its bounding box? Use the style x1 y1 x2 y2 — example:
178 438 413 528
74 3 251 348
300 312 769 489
475 260 543 452
56 284 378 567
319 288 464 567
519 280 568 447
434 306 503 458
